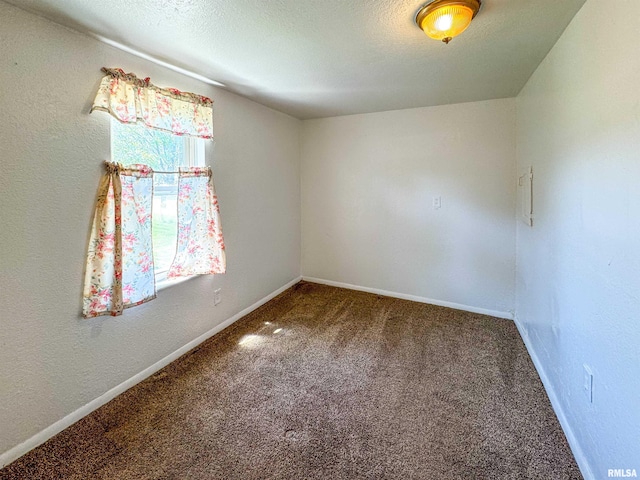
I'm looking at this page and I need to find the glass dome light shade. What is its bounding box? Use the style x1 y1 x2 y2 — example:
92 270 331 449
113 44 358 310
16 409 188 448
416 0 481 44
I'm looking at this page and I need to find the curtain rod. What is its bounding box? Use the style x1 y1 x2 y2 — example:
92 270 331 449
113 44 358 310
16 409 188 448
104 162 210 176
152 170 212 175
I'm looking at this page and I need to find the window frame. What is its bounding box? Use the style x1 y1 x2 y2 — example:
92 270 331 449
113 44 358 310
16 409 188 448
109 119 206 289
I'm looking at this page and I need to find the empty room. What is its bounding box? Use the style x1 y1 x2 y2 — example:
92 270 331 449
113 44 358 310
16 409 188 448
0 0 638 478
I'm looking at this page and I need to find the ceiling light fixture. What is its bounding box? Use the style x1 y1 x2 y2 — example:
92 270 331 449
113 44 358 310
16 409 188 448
415 0 481 44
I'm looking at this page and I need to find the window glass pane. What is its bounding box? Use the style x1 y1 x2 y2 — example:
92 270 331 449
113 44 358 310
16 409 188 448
111 119 187 274
111 120 186 187
152 194 178 272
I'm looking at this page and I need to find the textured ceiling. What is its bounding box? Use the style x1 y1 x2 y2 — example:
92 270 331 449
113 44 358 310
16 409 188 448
7 0 585 119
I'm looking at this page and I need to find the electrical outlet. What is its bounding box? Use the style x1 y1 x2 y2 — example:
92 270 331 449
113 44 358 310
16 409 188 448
214 288 222 306
583 364 593 403
432 196 442 209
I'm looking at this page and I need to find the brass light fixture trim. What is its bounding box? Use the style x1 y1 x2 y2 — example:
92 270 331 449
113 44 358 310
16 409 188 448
415 0 482 44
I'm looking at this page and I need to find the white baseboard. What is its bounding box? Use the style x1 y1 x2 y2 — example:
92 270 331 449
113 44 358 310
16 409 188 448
513 315 594 480
301 276 513 320
0 276 302 469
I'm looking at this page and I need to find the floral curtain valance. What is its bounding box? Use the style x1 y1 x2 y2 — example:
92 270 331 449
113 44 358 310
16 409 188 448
83 162 226 318
91 67 214 139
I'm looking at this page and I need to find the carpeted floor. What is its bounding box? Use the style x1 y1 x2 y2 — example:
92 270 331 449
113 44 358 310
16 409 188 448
0 281 582 479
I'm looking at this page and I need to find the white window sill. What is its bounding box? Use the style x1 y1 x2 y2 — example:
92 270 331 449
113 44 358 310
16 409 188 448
156 273 197 291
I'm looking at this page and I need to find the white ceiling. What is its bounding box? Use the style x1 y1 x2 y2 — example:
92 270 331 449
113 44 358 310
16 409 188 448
8 0 585 119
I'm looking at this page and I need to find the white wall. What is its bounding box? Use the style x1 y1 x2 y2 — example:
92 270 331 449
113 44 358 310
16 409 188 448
0 1 300 459
301 99 516 316
515 0 640 476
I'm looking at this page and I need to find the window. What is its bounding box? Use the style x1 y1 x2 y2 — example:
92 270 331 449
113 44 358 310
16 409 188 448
110 118 205 282
84 68 224 318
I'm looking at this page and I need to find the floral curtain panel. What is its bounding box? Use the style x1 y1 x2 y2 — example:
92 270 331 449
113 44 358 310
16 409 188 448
83 163 226 318
83 163 156 318
168 167 226 278
91 67 214 139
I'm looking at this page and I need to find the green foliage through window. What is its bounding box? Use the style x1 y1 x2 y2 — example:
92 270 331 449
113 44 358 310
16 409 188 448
111 119 185 188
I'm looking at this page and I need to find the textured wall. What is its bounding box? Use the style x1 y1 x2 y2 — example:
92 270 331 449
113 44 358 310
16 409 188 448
515 0 640 476
0 2 300 457
301 99 516 315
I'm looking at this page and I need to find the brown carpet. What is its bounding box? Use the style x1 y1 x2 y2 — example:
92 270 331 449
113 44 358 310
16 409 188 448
1 281 582 479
